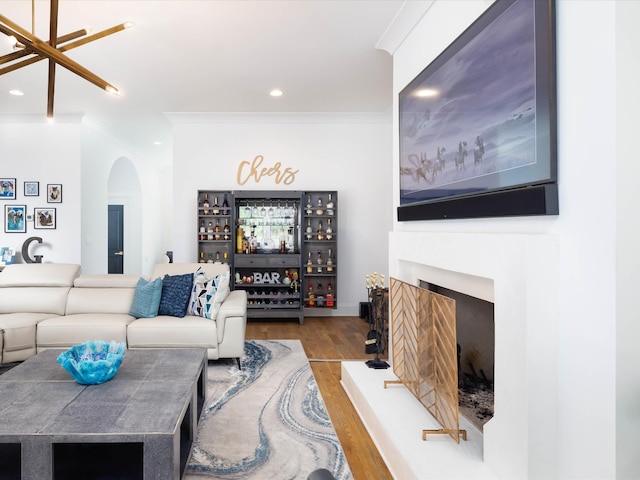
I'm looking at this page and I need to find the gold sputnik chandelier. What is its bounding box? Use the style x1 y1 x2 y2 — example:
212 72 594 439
0 0 131 118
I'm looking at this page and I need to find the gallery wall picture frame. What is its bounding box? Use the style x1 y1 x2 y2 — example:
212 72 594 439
34 208 56 229
47 184 62 203
4 205 26 233
0 246 16 265
0 178 17 200
24 181 39 196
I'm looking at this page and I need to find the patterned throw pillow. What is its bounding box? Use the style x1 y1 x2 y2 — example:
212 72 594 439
129 277 163 318
189 270 210 316
158 273 194 317
202 271 231 320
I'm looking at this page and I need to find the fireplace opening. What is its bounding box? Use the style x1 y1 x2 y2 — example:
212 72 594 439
420 280 495 431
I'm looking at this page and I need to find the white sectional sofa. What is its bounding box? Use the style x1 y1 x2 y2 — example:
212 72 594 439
0 262 247 366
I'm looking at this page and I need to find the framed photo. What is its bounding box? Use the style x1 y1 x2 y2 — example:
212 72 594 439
0 178 17 200
47 184 62 203
0 247 16 265
34 208 56 229
24 181 39 196
398 0 557 220
4 205 26 233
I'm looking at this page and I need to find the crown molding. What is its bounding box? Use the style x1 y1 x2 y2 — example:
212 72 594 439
0 113 84 124
375 0 435 55
164 112 391 125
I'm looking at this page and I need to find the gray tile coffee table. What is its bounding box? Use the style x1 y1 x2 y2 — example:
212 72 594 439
0 347 207 480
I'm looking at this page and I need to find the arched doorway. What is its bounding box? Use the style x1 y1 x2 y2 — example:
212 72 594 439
107 157 142 274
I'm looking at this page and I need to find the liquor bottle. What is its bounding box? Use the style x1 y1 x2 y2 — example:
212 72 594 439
249 228 258 254
222 193 229 212
207 252 214 264
325 218 333 240
326 193 334 216
287 226 295 253
315 197 324 216
207 221 214 240
305 218 313 240
215 251 221 262
236 227 244 253
214 220 222 240
316 283 324 307
326 284 335 307
223 251 229 263
306 251 313 274
212 196 220 215
203 194 210 215
307 283 316 307
306 195 313 215
326 248 334 272
316 220 325 241
223 218 231 240
199 251 205 263
316 251 323 273
199 220 206 240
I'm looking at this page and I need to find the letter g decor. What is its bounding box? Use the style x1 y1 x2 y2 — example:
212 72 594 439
22 236 44 263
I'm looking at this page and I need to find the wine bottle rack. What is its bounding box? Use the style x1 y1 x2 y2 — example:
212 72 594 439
196 189 338 323
301 191 338 311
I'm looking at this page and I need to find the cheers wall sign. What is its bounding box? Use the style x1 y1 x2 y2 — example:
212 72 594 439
237 155 299 185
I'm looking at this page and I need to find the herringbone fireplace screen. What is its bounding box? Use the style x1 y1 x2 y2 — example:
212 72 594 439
389 277 462 442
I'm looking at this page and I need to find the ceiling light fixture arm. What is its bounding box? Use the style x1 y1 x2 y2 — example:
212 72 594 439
0 0 129 118
0 15 116 93
47 0 59 117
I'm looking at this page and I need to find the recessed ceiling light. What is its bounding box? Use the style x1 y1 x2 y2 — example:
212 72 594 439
270 89 283 97
153 141 162 145
9 89 24 96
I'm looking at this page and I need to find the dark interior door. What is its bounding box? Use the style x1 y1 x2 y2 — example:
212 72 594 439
108 205 124 274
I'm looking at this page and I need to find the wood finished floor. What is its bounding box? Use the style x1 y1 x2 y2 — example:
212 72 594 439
245 316 392 480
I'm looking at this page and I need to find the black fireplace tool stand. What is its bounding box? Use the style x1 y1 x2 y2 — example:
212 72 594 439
365 286 389 369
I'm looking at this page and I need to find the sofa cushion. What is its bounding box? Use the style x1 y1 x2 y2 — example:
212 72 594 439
0 313 59 355
0 287 71 315
158 273 193 317
74 274 141 288
127 315 217 349
0 263 80 287
129 277 163 318
65 287 136 315
36 313 134 349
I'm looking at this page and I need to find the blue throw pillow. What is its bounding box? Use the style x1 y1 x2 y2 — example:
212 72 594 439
129 277 163 318
158 273 194 317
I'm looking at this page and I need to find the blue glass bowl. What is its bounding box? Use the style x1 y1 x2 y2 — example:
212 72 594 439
57 340 126 385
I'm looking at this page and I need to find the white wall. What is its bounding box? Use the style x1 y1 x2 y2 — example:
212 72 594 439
169 113 393 315
81 123 171 275
0 116 170 275
615 2 640 478
0 116 82 264
390 0 633 478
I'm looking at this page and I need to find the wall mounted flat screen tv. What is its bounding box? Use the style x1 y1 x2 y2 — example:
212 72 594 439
398 0 557 221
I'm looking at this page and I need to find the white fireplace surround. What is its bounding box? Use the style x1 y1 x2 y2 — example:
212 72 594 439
343 231 559 479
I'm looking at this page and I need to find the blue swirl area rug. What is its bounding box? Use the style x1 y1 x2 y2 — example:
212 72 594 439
185 340 353 480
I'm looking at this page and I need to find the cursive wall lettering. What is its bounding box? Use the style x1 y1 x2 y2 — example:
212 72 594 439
237 155 299 185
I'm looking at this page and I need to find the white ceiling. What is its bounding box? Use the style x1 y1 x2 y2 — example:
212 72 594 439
0 0 406 155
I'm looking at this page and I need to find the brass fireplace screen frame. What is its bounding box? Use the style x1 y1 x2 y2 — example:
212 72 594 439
387 277 466 443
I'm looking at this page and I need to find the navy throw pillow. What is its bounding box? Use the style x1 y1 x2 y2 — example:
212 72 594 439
158 273 194 317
